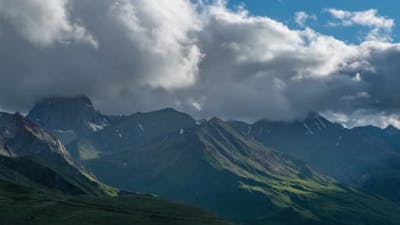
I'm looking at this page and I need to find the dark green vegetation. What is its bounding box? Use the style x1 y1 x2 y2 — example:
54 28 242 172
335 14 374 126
68 110 400 225
230 112 400 201
0 112 230 225
0 179 229 225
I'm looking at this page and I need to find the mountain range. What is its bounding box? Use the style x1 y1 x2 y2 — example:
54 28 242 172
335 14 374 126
23 96 400 225
230 112 400 201
0 111 230 225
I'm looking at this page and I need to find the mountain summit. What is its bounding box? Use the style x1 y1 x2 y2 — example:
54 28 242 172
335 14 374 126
230 113 400 201
27 96 110 144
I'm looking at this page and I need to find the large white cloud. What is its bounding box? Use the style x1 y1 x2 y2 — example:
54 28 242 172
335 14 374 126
0 0 399 127
0 0 97 47
109 0 202 89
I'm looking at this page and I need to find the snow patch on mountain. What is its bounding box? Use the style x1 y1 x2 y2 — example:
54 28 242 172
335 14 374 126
303 122 314 135
247 125 252 135
317 117 327 129
138 124 144 132
336 136 343 147
87 122 108 132
115 129 122 138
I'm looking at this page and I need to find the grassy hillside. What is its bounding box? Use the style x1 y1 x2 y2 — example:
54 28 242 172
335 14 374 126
0 179 230 225
0 112 231 225
230 114 400 202
0 112 118 196
72 118 400 225
0 155 118 196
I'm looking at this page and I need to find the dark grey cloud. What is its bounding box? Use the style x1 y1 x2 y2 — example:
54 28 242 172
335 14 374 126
0 0 400 127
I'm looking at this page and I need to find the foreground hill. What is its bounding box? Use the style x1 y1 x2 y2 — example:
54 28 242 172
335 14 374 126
70 113 400 225
0 111 229 225
0 179 229 225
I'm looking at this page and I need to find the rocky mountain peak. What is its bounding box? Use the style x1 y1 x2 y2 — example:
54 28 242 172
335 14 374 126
27 96 109 144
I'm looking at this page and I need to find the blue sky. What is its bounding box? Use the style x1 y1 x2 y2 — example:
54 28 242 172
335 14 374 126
227 0 399 43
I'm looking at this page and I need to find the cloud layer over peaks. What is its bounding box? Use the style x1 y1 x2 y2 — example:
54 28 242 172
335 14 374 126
0 0 400 128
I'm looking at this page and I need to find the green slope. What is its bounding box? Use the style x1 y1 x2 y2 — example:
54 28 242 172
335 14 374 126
0 155 117 196
0 112 117 196
0 179 230 225
230 114 400 202
72 118 400 225
0 112 231 225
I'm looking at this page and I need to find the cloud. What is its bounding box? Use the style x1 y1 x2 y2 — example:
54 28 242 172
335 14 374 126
0 0 400 128
109 0 203 89
324 110 400 129
0 0 97 47
294 11 316 27
327 9 395 41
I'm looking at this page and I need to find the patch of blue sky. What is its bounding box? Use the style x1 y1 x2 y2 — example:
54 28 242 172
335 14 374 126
226 0 399 43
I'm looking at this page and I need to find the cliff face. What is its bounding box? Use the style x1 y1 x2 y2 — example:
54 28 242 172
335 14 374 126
0 112 117 196
27 96 110 144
